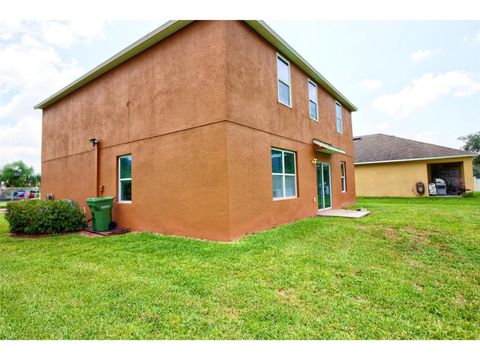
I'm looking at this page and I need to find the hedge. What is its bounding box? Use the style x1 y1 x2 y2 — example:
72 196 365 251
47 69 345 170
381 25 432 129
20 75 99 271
5 200 86 235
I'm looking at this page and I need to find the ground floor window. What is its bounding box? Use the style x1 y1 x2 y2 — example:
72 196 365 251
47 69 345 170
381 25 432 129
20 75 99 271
272 148 297 200
340 161 347 192
118 154 132 202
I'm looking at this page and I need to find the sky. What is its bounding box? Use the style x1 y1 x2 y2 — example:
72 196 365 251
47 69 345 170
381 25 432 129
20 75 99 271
0 20 479 173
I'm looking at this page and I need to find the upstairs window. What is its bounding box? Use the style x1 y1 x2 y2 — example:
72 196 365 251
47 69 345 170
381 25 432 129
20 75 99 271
336 102 343 133
277 54 291 107
340 161 347 192
272 148 297 200
308 80 318 121
118 154 132 202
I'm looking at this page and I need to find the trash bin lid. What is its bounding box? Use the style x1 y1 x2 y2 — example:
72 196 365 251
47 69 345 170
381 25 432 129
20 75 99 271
86 196 115 205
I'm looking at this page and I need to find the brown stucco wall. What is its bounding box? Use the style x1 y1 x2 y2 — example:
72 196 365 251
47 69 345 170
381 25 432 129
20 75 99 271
41 20 356 241
223 21 356 238
42 20 228 162
225 123 355 239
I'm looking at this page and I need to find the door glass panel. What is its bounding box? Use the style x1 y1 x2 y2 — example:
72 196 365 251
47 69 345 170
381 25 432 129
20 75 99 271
317 163 331 209
317 165 324 209
323 164 331 208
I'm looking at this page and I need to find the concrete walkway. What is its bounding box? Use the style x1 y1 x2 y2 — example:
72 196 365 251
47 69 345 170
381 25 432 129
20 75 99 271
317 209 370 219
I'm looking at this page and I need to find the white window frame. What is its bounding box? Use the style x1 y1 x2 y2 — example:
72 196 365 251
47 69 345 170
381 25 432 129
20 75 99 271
272 148 297 201
340 161 347 192
336 102 343 133
118 154 132 203
276 53 292 108
308 79 319 121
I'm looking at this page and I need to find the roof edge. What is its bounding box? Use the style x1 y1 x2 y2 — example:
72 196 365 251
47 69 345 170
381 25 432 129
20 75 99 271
354 133 475 154
34 20 357 112
355 154 476 165
245 20 357 112
34 20 194 110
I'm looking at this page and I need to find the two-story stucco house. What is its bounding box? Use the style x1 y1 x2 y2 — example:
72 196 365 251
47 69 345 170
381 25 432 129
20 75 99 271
35 20 357 241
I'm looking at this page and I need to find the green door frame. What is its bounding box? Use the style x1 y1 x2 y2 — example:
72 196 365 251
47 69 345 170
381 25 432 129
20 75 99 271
317 162 332 210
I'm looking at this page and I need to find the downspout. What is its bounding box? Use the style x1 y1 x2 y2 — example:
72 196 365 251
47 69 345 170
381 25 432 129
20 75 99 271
90 138 103 197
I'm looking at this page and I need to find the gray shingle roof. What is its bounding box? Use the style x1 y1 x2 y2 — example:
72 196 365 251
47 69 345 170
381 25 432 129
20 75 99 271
354 133 475 164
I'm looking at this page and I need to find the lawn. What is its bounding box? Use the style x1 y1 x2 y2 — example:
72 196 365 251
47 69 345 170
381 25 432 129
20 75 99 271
0 195 479 339
0 201 6 209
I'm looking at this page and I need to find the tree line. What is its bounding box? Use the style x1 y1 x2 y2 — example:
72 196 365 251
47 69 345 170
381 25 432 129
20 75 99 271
459 131 480 178
0 161 41 187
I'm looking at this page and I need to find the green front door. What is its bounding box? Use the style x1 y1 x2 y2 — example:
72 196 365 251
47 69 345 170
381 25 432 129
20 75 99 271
317 163 332 209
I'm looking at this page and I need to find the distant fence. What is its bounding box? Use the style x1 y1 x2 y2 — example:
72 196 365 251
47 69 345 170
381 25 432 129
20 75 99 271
0 187 40 201
475 178 480 192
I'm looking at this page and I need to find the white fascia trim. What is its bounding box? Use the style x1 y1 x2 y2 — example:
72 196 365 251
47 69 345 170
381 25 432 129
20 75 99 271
245 20 357 112
355 154 476 165
34 20 193 109
34 20 357 112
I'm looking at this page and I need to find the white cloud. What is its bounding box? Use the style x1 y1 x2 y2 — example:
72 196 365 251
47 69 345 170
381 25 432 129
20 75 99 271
410 48 441 61
40 22 76 48
0 116 41 171
459 31 480 45
357 78 383 91
39 20 106 48
373 71 480 118
0 20 106 172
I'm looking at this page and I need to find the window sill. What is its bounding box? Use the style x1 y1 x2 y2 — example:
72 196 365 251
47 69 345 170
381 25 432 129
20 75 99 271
117 201 132 204
273 196 297 201
278 100 292 109
310 117 319 122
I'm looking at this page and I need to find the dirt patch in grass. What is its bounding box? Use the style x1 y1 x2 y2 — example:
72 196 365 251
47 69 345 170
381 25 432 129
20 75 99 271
408 228 431 244
384 227 398 239
226 308 239 319
414 283 424 292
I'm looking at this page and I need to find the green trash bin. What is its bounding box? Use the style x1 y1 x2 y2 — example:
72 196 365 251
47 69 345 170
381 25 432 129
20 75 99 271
86 196 115 232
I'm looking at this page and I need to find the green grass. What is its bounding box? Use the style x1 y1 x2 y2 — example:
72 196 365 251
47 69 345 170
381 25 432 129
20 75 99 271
0 202 6 209
0 194 479 339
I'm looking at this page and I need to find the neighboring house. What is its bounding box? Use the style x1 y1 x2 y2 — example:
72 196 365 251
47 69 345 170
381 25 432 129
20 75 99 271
35 21 357 241
354 134 475 197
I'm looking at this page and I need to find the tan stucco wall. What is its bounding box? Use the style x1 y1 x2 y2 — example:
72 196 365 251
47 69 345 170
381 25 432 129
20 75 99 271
41 21 356 241
355 157 474 197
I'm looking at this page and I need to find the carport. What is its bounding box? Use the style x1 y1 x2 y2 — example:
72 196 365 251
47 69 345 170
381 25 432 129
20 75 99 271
427 161 468 196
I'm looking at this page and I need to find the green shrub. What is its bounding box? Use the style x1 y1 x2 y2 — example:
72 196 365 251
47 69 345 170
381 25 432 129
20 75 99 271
5 200 86 234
